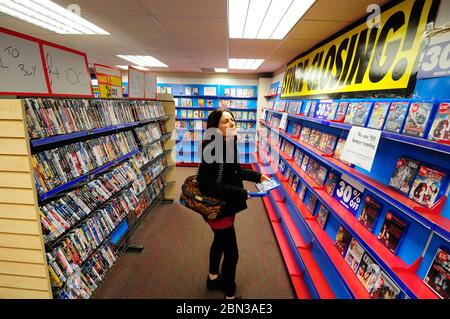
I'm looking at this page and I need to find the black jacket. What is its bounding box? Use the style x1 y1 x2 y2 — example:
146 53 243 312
197 138 261 217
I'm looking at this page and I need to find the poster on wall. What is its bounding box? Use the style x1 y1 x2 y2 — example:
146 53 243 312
281 0 439 98
94 63 123 98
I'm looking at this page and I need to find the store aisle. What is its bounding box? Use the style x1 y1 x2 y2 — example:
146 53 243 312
93 167 295 299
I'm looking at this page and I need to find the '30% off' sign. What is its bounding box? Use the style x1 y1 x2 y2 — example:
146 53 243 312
333 174 365 216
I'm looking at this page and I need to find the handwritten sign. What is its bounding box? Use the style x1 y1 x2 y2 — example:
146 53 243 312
340 127 381 172
43 44 93 96
144 72 157 99
0 31 48 95
128 67 145 98
334 174 365 215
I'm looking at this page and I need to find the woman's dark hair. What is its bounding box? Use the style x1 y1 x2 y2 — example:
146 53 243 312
206 108 235 129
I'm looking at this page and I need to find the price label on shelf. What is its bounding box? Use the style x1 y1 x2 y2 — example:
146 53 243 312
333 174 365 215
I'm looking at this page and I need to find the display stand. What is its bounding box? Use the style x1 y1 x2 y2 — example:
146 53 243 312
0 95 176 299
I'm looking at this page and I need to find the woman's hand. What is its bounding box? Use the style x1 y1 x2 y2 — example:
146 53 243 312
260 175 270 183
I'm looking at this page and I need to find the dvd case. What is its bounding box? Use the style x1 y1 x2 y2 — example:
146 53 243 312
388 157 420 195
402 101 434 137
428 102 450 142
383 101 410 133
368 101 390 130
408 165 446 208
377 212 408 254
423 247 449 299
358 194 382 232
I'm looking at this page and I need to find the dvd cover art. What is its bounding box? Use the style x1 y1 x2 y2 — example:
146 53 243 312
327 101 339 121
291 123 302 137
423 247 449 299
334 137 351 165
298 183 307 201
309 129 322 148
353 102 372 126
345 238 366 273
370 271 401 299
377 212 407 254
402 102 433 137
291 175 300 192
293 148 304 167
316 165 328 186
324 171 339 197
299 127 311 143
323 134 337 155
344 102 359 124
383 102 410 133
308 101 318 118
368 102 390 129
388 157 420 195
316 204 330 229
428 102 450 142
318 133 330 152
303 101 312 116
334 225 352 256
335 102 349 122
307 193 318 213
357 252 381 293
358 195 382 232
408 165 446 207
301 154 310 171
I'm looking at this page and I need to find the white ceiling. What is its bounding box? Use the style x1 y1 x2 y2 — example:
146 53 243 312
0 0 390 75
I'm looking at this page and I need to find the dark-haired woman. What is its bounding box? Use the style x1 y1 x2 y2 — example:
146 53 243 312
197 108 269 299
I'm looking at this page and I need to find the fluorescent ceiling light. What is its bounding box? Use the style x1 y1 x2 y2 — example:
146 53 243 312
228 0 315 39
0 0 109 34
229 58 264 70
116 65 149 71
117 55 168 68
214 68 228 73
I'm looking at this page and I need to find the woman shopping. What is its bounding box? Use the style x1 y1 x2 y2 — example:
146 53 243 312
197 108 269 299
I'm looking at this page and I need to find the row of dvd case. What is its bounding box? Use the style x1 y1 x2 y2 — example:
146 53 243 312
31 131 138 194
271 99 450 144
25 98 165 139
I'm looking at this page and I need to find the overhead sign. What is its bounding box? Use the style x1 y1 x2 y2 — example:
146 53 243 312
418 38 450 79
42 44 93 97
94 63 123 98
128 66 145 98
0 29 48 95
340 127 382 172
144 72 157 99
281 0 439 98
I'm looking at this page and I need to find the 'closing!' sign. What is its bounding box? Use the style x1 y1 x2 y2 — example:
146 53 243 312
281 0 438 98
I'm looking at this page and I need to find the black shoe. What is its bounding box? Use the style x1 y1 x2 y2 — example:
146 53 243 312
207 276 225 291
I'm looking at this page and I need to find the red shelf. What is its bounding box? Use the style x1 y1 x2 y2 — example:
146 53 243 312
257 138 439 299
256 162 335 299
259 120 450 239
261 194 311 299
257 148 369 298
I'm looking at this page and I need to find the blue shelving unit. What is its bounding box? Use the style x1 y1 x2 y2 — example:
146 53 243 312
160 83 258 165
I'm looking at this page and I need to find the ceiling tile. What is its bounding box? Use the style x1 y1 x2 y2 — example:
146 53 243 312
85 15 167 36
141 0 226 18
54 0 151 15
287 20 351 41
175 36 227 50
155 16 226 37
305 0 391 22
228 39 280 58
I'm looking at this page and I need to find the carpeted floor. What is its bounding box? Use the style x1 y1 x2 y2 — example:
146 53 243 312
93 167 295 299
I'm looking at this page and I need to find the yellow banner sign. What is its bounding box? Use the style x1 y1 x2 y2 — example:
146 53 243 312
94 63 123 99
281 0 438 98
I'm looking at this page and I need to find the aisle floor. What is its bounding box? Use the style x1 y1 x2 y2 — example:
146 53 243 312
93 167 295 299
